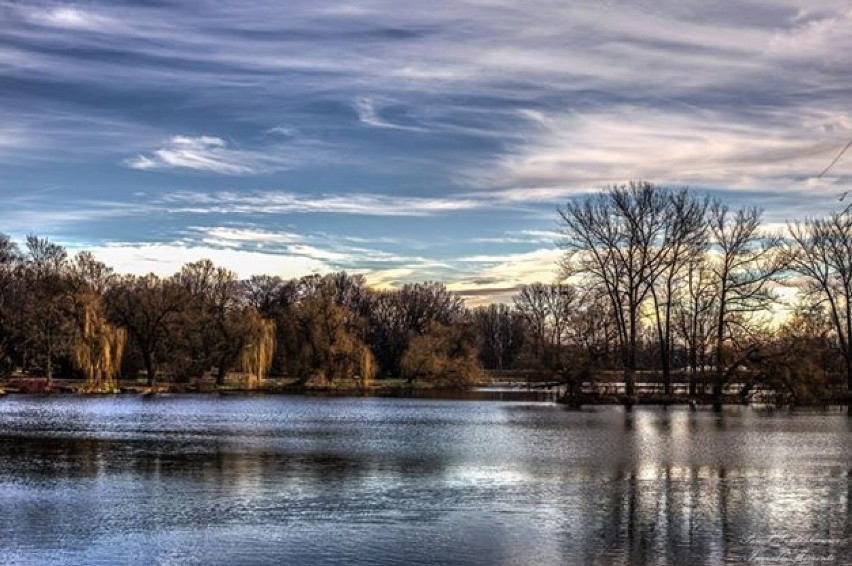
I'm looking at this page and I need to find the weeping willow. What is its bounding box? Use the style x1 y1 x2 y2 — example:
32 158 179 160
72 293 126 393
240 313 276 389
359 346 376 387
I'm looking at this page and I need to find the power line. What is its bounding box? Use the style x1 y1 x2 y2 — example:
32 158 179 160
816 139 851 179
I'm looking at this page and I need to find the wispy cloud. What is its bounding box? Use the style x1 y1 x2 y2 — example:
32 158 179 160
81 242 329 279
473 107 852 194
3 0 852 301
22 6 119 32
354 98 426 131
158 190 482 216
124 135 320 175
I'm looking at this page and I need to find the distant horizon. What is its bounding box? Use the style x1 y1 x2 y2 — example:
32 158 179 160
2 1 850 304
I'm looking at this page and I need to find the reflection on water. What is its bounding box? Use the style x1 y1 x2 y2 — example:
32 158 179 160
0 395 848 565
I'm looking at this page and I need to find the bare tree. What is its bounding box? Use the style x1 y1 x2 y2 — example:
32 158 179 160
648 190 708 394
514 283 577 370
673 257 718 395
787 209 852 391
708 203 785 409
106 274 185 386
559 182 670 397
471 303 527 370
23 235 70 385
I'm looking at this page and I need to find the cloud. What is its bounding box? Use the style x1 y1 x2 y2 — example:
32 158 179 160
473 107 852 193
22 6 118 32
354 98 426 131
4 0 852 304
446 248 565 305
176 225 437 270
124 135 310 175
159 190 482 216
81 242 329 279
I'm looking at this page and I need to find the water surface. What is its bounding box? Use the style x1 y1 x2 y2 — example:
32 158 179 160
0 395 848 565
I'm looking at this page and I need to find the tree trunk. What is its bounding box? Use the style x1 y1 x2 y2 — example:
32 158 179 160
46 332 53 388
141 349 156 388
688 338 698 397
845 354 852 395
625 310 637 399
216 364 227 387
713 292 727 412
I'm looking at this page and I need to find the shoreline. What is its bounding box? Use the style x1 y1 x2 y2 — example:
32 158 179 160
1 380 848 408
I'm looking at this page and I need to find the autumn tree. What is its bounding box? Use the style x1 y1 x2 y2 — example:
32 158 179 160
400 321 482 386
291 274 375 386
66 253 125 392
365 282 465 377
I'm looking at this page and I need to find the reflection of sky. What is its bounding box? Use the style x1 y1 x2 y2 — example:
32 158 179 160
0 398 849 564
1 2 851 303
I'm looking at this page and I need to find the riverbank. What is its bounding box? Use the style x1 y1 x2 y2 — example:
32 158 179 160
1 376 848 407
0 376 477 396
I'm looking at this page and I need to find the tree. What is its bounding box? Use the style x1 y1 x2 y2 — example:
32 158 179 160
648 190 707 395
471 303 527 370
106 274 185 386
237 308 276 388
365 281 465 377
22 235 70 385
65 252 126 392
559 182 671 397
787 209 852 392
400 321 482 385
673 257 718 395
0 234 21 373
708 203 785 409
514 283 577 371
291 277 375 386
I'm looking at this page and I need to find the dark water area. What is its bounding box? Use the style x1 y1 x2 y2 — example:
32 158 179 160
0 395 848 565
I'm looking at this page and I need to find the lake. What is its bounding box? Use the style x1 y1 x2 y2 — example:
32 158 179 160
0 395 849 565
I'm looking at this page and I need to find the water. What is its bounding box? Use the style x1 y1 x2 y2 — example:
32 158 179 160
0 395 848 565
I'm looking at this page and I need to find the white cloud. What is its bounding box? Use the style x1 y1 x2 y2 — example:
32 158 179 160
125 135 285 175
473 107 852 193
445 248 564 305
354 98 426 131
84 243 329 279
159 190 481 216
23 6 118 32
187 226 303 248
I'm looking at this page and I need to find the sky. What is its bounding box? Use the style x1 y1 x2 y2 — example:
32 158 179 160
1 1 850 304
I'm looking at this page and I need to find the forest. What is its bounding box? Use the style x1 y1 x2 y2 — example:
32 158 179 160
1 182 850 407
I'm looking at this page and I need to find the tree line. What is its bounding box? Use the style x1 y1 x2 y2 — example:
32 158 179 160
1 181 850 405
0 237 480 391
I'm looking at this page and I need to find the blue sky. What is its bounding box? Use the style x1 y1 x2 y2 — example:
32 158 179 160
1 1 850 304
